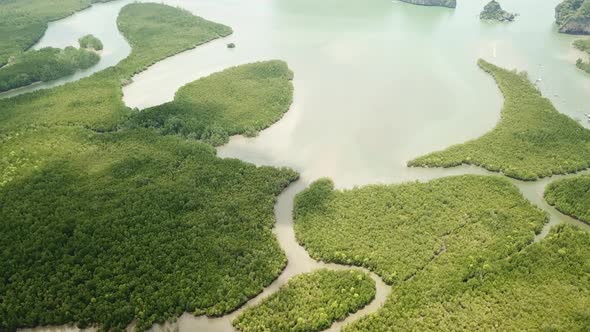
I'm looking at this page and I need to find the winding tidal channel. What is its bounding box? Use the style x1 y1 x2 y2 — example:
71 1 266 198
14 0 590 331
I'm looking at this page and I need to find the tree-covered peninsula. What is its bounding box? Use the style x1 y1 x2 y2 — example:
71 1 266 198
0 3 299 332
408 60 590 180
233 269 376 332
294 177 590 331
555 0 590 34
545 175 590 224
0 43 101 93
0 0 115 66
126 60 294 146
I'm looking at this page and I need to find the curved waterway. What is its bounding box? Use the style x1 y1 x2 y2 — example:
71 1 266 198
14 0 590 331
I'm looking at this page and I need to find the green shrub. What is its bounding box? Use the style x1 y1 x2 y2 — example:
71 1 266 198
233 269 375 332
78 34 103 50
408 60 590 180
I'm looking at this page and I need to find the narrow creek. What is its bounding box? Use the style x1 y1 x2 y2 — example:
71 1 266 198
13 0 590 331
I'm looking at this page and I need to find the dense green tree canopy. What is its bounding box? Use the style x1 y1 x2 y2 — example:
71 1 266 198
545 175 590 223
346 224 590 331
408 60 590 180
233 269 375 332
127 60 293 145
0 3 298 332
574 39 590 74
0 46 100 92
294 176 590 331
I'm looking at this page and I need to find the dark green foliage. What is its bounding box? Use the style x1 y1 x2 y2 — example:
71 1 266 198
294 176 546 285
346 224 590 331
127 61 293 145
0 128 297 332
79 34 103 50
0 46 100 92
0 3 300 331
0 0 114 66
408 60 590 180
545 175 590 223
233 269 376 332
574 39 590 74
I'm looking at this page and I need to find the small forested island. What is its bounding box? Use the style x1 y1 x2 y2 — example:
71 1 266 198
545 175 590 223
408 60 590 180
399 0 456 9
233 269 376 332
0 43 101 93
555 0 590 34
480 1 517 22
79 34 103 51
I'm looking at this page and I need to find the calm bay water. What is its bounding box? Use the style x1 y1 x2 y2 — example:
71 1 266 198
14 0 590 331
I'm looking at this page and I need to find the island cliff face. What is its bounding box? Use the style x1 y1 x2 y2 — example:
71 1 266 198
556 0 590 34
400 0 456 9
480 1 516 22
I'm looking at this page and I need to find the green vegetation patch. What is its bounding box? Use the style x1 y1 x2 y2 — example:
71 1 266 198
79 34 103 50
0 3 300 332
294 175 546 284
0 128 297 332
127 60 293 145
0 46 100 92
408 60 590 180
545 174 590 223
233 269 376 332
346 224 590 331
0 2 232 133
0 0 113 66
574 39 590 74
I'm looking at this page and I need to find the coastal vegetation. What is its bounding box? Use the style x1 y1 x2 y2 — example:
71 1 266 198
573 39 590 73
79 34 103 50
233 269 375 332
408 60 590 180
0 0 114 66
127 60 293 145
0 3 299 332
294 175 546 284
555 0 590 34
294 176 590 331
480 1 516 22
346 224 590 331
545 175 590 223
0 45 100 93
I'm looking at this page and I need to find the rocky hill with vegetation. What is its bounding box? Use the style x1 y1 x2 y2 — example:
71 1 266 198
480 1 516 22
555 0 590 34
